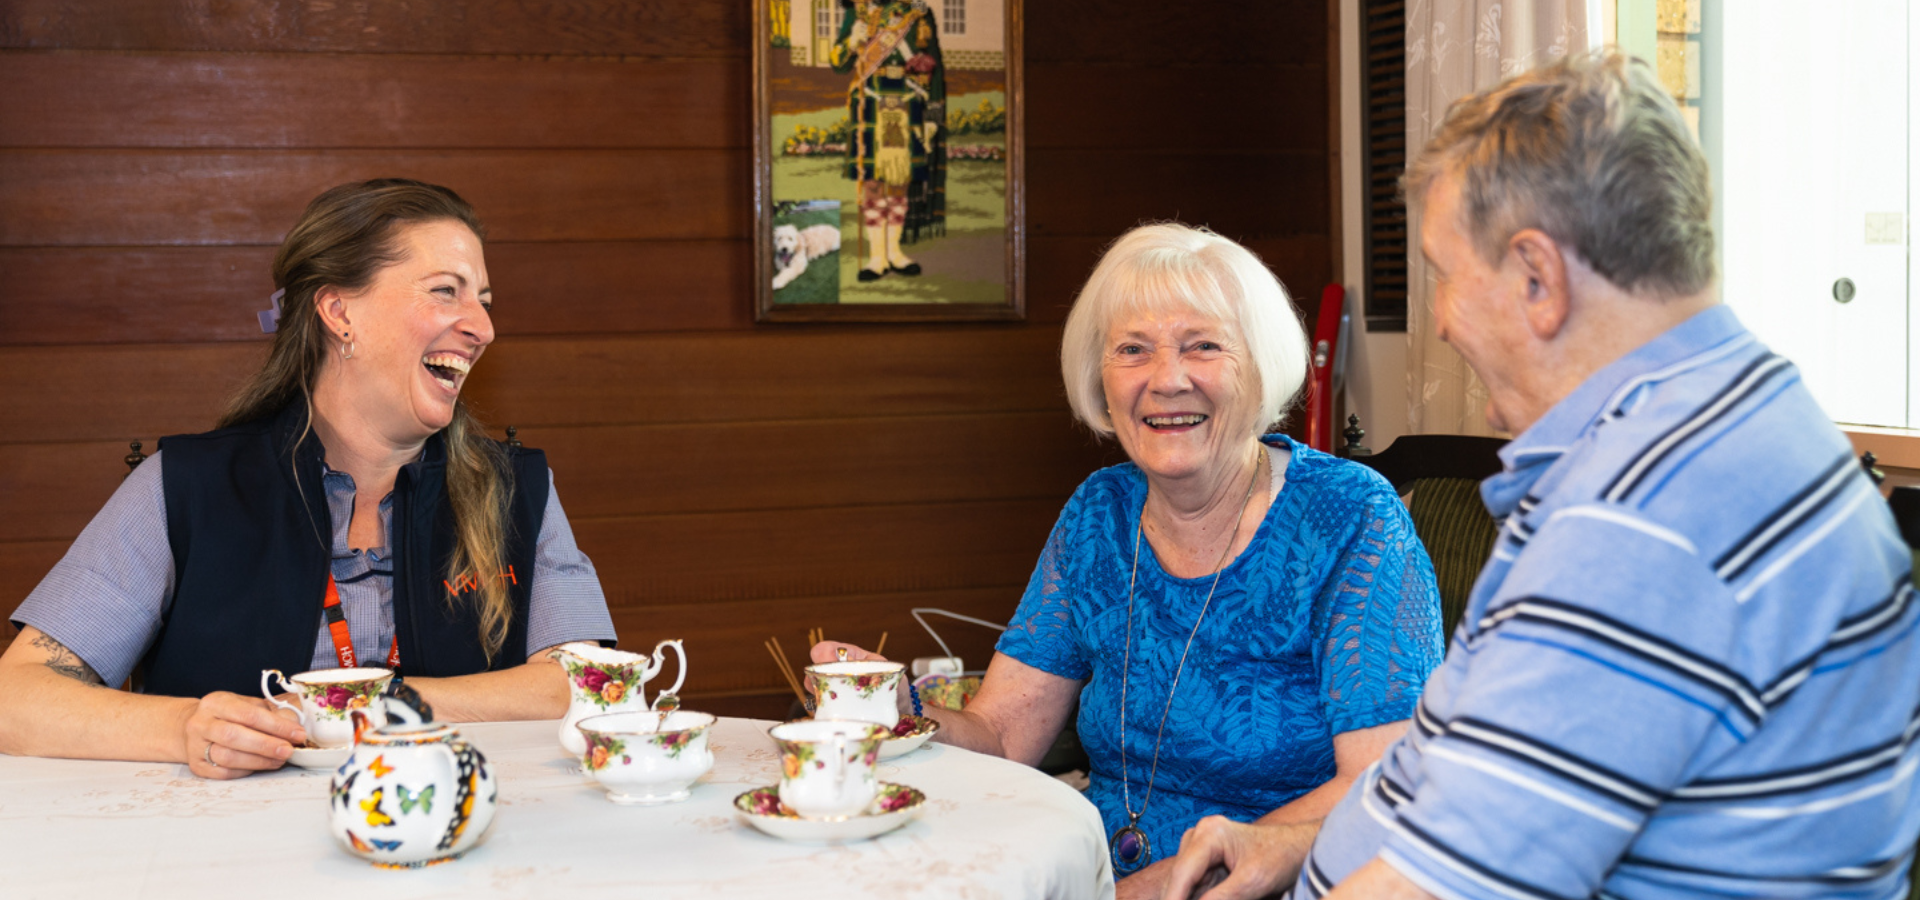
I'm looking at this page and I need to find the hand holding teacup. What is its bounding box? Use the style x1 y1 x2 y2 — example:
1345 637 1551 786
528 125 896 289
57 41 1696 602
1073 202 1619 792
180 691 309 779
260 667 393 748
807 641 910 722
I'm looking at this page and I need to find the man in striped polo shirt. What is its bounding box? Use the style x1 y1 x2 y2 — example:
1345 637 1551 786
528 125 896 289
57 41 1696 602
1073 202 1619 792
1161 50 1919 900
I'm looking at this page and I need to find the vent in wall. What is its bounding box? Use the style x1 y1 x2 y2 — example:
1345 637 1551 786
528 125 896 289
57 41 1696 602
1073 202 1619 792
1362 0 1408 332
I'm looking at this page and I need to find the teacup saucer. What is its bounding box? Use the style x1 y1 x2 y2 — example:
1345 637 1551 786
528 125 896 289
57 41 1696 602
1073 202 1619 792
878 715 940 759
733 782 925 843
287 744 351 771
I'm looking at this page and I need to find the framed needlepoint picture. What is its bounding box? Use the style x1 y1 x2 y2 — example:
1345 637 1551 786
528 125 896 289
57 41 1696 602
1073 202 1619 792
754 0 1025 322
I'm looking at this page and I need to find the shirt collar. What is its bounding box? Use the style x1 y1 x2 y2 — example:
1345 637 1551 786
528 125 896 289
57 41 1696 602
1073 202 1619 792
1481 304 1746 517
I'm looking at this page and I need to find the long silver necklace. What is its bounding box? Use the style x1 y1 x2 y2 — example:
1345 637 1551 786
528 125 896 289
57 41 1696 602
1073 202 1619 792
1111 447 1265 872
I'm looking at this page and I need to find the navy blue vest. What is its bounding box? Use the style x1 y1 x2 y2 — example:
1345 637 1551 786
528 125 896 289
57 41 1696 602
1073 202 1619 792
144 404 547 698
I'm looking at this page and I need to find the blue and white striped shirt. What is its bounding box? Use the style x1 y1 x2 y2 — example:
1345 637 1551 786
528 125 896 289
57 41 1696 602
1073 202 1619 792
1298 306 1919 899
13 450 617 687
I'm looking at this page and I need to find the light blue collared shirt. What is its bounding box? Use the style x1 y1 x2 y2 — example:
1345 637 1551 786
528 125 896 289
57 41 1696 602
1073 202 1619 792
1298 306 1919 899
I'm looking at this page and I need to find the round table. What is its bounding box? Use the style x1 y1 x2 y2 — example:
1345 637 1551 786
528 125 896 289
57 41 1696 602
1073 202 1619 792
0 718 1115 900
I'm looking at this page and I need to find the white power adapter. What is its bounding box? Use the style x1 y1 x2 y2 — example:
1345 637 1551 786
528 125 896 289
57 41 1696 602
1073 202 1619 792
912 656 964 678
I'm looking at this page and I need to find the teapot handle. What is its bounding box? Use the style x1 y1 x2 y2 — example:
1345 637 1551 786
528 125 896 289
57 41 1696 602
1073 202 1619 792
648 639 687 702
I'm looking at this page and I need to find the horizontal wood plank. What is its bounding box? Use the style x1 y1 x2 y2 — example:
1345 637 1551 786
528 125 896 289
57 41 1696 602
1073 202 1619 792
0 442 148 543
577 498 1055 607
0 542 65 620
0 53 747 150
0 327 1068 443
611 587 1022 697
0 1 748 57
534 413 1117 521
1027 2 1327 66
0 149 747 246
1026 63 1327 154
0 241 756 345
0 412 1120 543
0 233 1324 344
1026 234 1333 325
1027 148 1330 239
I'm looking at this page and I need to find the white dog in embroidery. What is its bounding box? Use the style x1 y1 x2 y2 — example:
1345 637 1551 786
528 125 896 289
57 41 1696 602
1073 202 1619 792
772 223 843 290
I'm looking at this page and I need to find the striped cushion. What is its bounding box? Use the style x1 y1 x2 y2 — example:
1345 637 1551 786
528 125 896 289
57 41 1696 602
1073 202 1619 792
1405 477 1498 639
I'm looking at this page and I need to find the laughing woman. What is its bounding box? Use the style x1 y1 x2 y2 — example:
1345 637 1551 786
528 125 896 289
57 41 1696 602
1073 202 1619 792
0 179 616 778
815 224 1445 897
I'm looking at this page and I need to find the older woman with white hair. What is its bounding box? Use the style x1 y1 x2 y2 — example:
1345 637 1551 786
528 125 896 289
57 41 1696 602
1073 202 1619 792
815 223 1443 896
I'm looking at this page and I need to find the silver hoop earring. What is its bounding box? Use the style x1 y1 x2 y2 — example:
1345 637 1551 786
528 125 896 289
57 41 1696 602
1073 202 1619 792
341 332 354 360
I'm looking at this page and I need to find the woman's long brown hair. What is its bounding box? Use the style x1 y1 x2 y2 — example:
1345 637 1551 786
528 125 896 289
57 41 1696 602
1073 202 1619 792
221 178 516 663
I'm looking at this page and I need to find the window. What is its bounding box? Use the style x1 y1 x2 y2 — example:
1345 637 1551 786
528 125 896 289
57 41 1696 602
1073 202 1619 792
817 1 840 42
1616 0 1916 429
944 0 966 36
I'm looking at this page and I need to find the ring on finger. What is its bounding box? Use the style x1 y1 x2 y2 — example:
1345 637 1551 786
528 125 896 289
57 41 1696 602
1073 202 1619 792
203 742 217 767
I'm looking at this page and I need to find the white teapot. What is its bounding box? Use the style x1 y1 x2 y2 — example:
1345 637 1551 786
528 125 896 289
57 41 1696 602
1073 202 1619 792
328 695 496 869
554 640 687 757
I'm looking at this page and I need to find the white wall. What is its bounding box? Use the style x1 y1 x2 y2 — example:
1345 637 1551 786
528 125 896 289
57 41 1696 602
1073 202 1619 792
1338 0 1411 450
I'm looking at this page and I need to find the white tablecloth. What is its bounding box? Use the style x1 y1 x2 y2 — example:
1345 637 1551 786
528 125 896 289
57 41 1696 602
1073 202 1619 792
0 718 1115 900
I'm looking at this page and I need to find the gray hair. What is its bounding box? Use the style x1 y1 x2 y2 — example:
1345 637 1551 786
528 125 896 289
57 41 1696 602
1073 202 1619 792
1060 223 1309 440
1404 49 1715 297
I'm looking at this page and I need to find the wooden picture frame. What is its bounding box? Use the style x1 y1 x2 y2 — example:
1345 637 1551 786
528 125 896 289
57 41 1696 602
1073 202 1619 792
754 0 1025 323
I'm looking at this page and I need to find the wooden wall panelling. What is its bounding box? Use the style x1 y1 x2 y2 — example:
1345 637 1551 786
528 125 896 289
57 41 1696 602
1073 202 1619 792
1023 63 1328 155
0 0 1339 716
1025 2 1327 67
0 414 1116 544
0 1 749 57
532 413 1116 521
576 498 1061 608
0 54 748 150
0 542 65 633
0 149 748 246
1025 149 1330 239
0 241 757 346
0 441 152 543
0 234 1324 345
1025 234 1334 326
0 328 1068 443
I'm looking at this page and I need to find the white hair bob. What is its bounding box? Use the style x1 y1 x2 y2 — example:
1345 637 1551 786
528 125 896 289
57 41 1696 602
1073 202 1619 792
1060 223 1309 441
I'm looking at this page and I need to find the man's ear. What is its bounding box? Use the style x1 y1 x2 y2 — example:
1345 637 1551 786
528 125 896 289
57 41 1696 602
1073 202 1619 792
1509 229 1571 340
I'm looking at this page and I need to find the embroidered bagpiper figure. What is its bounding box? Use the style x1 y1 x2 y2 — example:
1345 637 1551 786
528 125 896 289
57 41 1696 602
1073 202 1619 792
829 0 946 282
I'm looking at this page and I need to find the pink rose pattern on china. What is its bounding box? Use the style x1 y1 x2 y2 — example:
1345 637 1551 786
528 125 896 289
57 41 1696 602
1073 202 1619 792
648 727 703 759
733 783 924 820
809 670 899 702
563 660 643 711
301 679 383 719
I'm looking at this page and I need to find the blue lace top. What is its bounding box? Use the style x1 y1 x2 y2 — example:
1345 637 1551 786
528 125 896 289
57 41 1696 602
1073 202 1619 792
995 435 1444 867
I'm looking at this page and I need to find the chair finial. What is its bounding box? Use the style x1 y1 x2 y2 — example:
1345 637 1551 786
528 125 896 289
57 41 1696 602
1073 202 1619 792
1861 451 1885 487
506 426 521 449
1340 415 1371 459
124 441 147 476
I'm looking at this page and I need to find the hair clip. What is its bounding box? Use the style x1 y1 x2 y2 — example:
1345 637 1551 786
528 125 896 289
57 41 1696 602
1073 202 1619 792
258 288 285 334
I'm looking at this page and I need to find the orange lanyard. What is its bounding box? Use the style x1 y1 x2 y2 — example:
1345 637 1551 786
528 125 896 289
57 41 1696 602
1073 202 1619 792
322 572 401 671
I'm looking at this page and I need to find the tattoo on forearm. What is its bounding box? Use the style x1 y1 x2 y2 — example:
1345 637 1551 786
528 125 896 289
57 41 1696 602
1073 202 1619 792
30 634 103 686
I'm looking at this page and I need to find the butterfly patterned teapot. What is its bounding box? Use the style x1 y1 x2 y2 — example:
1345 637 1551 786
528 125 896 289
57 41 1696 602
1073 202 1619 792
328 688 497 869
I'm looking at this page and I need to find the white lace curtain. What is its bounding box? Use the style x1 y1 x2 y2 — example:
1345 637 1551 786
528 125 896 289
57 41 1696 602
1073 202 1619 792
1404 1 1587 436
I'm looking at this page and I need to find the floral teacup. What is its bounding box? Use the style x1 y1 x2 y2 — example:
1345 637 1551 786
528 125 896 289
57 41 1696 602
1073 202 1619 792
261 667 392 748
805 660 905 726
769 719 888 819
577 710 716 805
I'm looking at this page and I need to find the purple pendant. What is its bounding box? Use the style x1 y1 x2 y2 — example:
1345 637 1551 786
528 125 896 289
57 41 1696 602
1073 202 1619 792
1111 824 1151 871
